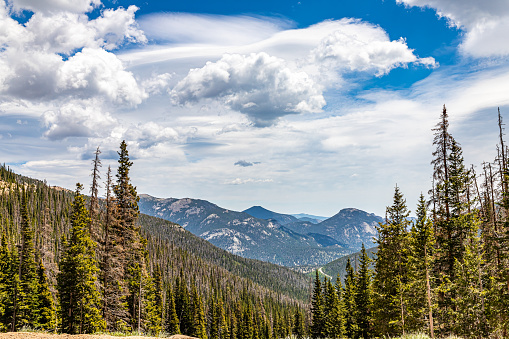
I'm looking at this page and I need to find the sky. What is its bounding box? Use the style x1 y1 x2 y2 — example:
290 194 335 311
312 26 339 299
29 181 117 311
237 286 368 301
1 0 509 217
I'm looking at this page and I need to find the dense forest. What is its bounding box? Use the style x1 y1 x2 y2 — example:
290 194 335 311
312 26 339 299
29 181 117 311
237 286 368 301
0 105 508 339
309 106 509 339
0 142 307 337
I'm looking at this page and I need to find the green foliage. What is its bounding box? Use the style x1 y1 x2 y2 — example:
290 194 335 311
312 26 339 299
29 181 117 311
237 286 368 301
405 195 436 336
310 271 324 338
355 244 373 339
344 258 358 339
165 284 180 335
34 259 56 331
373 186 411 337
57 184 105 334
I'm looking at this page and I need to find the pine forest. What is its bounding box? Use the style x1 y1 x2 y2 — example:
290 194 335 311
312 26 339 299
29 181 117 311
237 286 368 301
1 106 509 339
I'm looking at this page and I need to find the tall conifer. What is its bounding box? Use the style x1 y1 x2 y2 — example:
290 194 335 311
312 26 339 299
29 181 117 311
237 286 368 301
310 270 324 338
57 184 104 334
373 186 410 336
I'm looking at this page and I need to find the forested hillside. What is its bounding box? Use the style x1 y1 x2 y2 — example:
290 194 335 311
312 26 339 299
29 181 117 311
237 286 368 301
0 144 309 337
307 107 509 339
321 246 377 280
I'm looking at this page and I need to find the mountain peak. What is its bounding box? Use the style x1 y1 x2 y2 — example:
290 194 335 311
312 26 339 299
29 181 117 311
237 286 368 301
243 206 299 225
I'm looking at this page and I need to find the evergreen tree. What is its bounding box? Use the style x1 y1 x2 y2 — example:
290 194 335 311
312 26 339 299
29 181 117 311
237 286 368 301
14 189 39 330
89 146 101 240
35 258 56 331
144 271 162 335
57 184 105 334
0 233 18 331
406 194 435 337
101 165 128 331
355 244 373 339
165 284 180 335
191 284 207 339
310 270 324 338
373 185 411 336
452 227 489 338
293 308 305 339
324 277 344 338
343 258 358 339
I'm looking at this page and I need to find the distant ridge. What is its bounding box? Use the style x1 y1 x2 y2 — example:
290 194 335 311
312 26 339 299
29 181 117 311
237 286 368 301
243 205 299 225
139 194 352 266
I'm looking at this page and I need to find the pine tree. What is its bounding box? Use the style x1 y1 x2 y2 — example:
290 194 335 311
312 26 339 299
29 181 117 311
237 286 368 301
452 226 489 338
165 284 180 335
406 194 435 337
373 185 410 336
13 189 39 330
35 258 56 331
355 244 373 339
101 165 128 331
144 271 162 335
293 308 305 339
310 270 324 338
324 277 344 338
0 232 17 331
191 284 207 339
344 258 358 339
57 184 105 334
89 146 101 240
114 140 149 331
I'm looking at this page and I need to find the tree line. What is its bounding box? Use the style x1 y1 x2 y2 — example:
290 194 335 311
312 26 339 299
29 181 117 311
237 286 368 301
0 141 306 337
309 106 509 338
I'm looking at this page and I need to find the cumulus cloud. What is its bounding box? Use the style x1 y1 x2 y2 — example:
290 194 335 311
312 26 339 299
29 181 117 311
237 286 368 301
24 6 146 54
397 0 509 57
57 48 146 105
123 122 181 149
311 19 436 76
42 100 117 140
131 17 435 125
171 52 326 126
0 1 147 104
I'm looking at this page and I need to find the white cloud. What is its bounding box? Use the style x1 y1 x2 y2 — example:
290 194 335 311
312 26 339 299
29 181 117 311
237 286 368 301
397 0 509 57
310 19 437 76
123 17 434 125
171 52 326 126
9 0 101 14
57 48 146 105
139 13 291 45
0 1 146 105
226 178 274 185
92 6 147 50
42 100 117 140
24 6 146 54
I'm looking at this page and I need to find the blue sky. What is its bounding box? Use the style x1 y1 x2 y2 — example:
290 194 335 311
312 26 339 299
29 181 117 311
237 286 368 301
1 0 509 217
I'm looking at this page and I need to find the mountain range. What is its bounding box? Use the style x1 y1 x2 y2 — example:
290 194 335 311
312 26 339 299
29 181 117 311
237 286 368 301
138 195 382 267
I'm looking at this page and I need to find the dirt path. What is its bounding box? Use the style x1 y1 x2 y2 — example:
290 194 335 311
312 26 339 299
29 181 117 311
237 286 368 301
0 333 198 339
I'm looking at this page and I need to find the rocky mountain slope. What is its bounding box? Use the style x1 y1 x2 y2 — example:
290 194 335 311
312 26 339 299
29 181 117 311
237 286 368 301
245 206 381 251
282 208 382 251
138 194 352 266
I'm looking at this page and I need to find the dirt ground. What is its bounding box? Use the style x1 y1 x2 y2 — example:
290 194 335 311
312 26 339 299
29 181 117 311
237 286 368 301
0 333 198 339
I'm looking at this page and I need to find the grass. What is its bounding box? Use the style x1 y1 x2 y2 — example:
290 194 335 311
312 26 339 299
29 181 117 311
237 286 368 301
389 334 463 339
